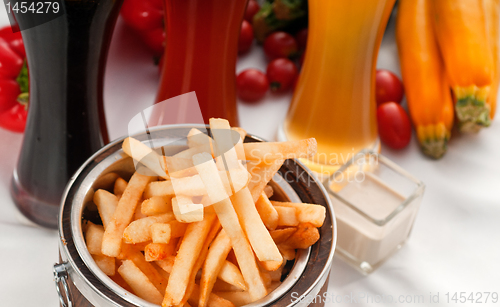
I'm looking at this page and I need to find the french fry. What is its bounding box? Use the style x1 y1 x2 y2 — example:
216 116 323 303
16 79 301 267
174 143 212 160
145 177 205 198
255 193 279 230
193 153 267 301
281 222 320 250
123 213 175 244
199 229 233 307
172 196 204 223
134 203 148 220
182 217 222 306
267 264 284 282
231 188 282 262
93 172 119 191
260 270 272 288
121 244 168 294
210 119 282 264
275 206 299 226
258 259 282 272
141 196 173 216
155 255 176 274
269 227 297 244
268 281 281 292
162 210 217 307
151 221 188 244
92 254 115 276
114 177 128 197
187 128 212 148
271 201 326 227
214 291 253 307
85 222 105 255
145 242 177 262
169 166 199 179
122 137 168 179
93 189 118 229
110 271 134 293
212 280 245 292
247 159 285 203
263 185 273 198
118 260 164 305
188 284 236 307
210 118 241 170
218 261 247 291
145 168 249 200
128 241 151 252
153 262 171 281
164 156 195 173
102 172 154 257
231 127 247 142
242 138 317 162
277 244 296 261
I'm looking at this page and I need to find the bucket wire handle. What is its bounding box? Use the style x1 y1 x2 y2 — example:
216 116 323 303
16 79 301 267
53 262 73 307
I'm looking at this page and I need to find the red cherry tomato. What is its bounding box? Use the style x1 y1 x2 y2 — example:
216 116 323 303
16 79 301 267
377 102 411 149
295 28 308 51
263 32 298 60
266 58 298 93
245 0 260 23
236 69 269 102
0 103 27 133
121 0 163 32
142 27 166 56
375 69 404 105
238 20 254 54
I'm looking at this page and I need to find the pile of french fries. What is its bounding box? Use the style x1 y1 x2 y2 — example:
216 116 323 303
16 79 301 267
83 118 326 307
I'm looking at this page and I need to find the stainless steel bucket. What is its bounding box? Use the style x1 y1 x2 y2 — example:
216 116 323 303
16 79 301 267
54 124 337 307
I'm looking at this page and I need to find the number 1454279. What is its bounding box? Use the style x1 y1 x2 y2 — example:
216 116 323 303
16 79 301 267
6 1 59 14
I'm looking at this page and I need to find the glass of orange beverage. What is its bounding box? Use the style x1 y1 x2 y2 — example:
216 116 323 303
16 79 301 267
278 0 396 176
152 0 247 127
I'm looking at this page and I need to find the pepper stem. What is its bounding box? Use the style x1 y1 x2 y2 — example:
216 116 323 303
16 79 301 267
16 60 29 110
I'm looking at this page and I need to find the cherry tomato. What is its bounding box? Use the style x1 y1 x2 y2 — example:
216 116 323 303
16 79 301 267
121 0 163 32
377 102 411 149
238 20 254 54
295 28 308 51
142 27 166 56
263 32 298 60
0 103 27 133
375 69 404 105
245 0 260 23
236 69 269 102
266 58 298 93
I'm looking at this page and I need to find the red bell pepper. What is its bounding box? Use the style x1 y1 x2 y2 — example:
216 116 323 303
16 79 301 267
120 0 165 57
0 26 28 133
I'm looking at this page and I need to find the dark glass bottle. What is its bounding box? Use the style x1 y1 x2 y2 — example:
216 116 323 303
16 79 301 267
11 0 123 228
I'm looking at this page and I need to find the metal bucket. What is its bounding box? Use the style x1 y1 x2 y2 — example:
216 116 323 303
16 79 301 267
54 125 337 307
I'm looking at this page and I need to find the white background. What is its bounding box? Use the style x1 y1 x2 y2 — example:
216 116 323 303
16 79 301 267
0 5 499 307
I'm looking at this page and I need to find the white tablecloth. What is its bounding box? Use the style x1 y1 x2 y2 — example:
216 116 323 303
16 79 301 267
1 7 499 307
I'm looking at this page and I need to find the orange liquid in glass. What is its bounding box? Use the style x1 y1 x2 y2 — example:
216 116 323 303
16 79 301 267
155 0 247 126
282 0 395 174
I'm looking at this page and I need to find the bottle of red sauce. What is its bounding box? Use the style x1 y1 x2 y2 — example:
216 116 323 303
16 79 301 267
153 0 246 127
